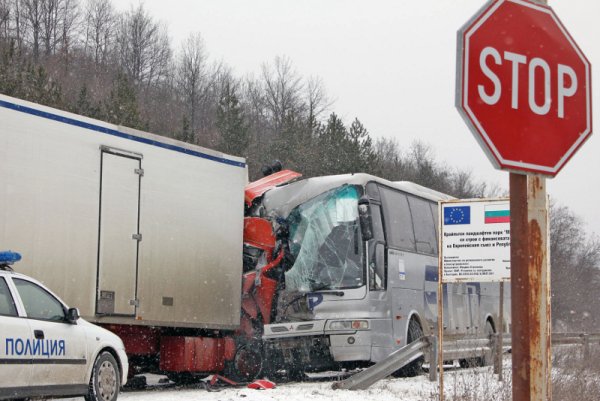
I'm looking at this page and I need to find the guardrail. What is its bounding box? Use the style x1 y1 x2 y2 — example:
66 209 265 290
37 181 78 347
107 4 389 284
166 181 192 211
331 337 431 390
552 332 600 361
332 332 600 391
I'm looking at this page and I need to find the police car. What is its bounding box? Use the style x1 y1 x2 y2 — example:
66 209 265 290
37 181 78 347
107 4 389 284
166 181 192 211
0 251 128 401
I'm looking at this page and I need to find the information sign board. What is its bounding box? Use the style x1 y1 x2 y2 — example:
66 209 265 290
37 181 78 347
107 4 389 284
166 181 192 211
440 199 510 283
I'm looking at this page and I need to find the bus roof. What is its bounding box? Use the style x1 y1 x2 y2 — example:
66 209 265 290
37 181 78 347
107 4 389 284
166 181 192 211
262 173 454 219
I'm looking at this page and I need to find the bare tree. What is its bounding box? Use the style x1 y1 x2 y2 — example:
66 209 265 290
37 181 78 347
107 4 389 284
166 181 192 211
0 0 10 41
82 0 113 65
374 137 404 179
19 0 42 61
10 0 26 53
176 32 209 142
261 55 304 136
40 0 59 56
115 3 171 88
305 76 330 131
16 0 78 59
56 0 79 58
550 203 600 331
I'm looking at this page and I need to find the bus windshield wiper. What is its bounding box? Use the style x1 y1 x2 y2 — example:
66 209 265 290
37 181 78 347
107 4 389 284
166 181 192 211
309 281 344 296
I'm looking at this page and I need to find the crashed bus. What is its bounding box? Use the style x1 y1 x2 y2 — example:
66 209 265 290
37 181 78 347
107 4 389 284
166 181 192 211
249 172 511 376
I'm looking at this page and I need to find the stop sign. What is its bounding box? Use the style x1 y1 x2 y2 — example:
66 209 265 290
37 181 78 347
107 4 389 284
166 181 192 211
456 0 592 177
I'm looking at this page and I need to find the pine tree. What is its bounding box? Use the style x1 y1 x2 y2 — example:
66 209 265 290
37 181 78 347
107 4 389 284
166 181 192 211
348 118 377 174
0 41 21 96
266 107 309 174
22 64 63 108
179 115 193 143
317 113 350 175
216 82 248 156
103 73 143 130
74 85 101 119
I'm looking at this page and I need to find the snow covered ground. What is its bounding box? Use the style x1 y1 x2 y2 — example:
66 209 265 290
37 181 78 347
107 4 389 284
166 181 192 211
60 350 600 401
108 364 510 401
114 375 436 401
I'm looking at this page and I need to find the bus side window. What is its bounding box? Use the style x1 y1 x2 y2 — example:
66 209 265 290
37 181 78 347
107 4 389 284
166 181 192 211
430 202 439 247
369 204 386 290
379 187 416 252
408 196 437 255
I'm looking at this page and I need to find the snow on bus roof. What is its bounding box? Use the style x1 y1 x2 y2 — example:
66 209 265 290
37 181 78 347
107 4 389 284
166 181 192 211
262 173 454 219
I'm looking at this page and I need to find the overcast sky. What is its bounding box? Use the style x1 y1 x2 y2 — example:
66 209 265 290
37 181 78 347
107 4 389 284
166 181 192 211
118 0 599 234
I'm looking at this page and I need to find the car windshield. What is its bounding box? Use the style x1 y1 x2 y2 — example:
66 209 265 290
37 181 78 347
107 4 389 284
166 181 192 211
285 185 364 292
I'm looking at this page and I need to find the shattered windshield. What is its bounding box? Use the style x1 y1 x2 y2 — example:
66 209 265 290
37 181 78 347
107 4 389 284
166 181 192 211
285 185 364 292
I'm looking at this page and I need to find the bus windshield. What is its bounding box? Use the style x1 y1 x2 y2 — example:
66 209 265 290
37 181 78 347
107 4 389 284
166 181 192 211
285 185 364 292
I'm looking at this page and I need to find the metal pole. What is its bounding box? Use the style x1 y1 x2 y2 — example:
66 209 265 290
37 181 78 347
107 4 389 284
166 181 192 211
437 201 444 401
510 173 551 401
438 248 444 401
496 281 504 381
429 335 438 382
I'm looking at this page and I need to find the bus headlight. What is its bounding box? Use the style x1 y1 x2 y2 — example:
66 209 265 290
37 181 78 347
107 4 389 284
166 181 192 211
328 320 369 330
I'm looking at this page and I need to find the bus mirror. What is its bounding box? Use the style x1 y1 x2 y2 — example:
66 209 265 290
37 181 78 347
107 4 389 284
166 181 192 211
358 197 373 241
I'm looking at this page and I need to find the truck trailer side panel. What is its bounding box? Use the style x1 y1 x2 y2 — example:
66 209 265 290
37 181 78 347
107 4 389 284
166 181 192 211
0 94 246 329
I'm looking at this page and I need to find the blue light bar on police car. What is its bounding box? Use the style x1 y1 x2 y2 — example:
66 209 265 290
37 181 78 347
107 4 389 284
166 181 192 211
0 251 22 265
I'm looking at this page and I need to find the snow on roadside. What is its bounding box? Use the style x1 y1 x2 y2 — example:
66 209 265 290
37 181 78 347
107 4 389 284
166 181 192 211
115 366 510 401
118 376 435 401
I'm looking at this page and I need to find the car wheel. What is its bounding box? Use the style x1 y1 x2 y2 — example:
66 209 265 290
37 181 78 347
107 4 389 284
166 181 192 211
85 351 121 401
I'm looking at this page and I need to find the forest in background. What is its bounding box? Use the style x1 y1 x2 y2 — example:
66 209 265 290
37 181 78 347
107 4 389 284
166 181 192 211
0 0 598 331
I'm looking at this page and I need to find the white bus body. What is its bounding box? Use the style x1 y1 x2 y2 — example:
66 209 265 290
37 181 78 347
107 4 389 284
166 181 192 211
260 174 511 372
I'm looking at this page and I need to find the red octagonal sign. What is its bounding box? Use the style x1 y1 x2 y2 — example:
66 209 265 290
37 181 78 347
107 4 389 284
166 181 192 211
457 0 592 177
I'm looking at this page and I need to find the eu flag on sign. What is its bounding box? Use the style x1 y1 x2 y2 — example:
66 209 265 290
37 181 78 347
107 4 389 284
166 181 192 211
444 206 471 225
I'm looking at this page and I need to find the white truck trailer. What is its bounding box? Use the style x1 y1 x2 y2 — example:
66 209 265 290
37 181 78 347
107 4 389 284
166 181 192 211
0 94 247 376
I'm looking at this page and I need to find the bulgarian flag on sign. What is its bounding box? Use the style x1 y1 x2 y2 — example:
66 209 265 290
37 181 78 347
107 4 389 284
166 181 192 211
484 204 510 224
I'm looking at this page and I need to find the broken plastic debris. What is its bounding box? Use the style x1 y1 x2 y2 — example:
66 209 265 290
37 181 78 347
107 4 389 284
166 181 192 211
247 379 276 390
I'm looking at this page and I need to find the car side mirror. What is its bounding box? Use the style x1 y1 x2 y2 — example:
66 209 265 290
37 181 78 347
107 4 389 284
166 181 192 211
67 307 80 323
358 197 373 241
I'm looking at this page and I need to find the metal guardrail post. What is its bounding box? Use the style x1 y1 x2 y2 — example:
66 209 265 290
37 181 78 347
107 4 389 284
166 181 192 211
582 334 590 361
492 333 500 376
429 335 438 382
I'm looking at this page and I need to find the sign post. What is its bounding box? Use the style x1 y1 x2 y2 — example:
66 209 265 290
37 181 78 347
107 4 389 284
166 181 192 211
438 199 511 400
510 174 551 400
456 0 592 400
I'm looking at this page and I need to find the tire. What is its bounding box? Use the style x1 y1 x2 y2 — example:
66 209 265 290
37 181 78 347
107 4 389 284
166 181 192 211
165 372 207 385
225 342 265 383
85 352 121 401
393 318 424 377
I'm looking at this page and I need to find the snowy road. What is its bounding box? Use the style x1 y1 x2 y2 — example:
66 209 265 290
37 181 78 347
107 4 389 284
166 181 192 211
117 375 439 401
70 365 509 401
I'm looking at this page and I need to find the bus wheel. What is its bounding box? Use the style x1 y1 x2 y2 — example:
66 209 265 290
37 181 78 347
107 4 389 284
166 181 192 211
393 318 424 377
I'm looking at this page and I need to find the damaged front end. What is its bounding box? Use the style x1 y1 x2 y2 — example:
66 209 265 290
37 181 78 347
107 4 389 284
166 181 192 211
254 181 373 376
